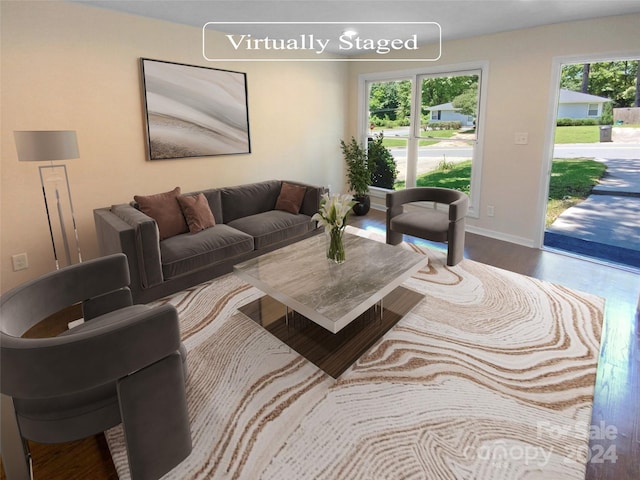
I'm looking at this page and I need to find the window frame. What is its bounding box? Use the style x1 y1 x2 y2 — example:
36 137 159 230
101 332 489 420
358 61 489 219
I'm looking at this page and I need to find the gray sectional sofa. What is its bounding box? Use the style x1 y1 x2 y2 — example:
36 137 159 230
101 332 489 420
94 180 323 303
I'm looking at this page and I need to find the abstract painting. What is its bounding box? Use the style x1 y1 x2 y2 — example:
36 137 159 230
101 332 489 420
141 59 251 160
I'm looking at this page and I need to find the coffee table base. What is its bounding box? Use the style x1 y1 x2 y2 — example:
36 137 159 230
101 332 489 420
238 286 425 378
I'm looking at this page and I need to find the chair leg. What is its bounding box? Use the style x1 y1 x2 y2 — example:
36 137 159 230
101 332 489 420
447 220 466 266
386 229 404 245
1 394 32 480
446 245 461 266
117 353 192 480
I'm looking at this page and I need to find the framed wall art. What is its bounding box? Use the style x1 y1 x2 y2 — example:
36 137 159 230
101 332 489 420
141 58 251 160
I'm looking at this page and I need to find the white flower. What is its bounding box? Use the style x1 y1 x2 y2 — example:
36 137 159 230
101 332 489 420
311 193 354 230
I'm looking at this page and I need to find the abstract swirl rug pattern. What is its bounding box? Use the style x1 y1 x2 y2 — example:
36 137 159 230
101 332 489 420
106 228 603 479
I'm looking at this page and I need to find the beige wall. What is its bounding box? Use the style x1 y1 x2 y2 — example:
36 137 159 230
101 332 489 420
2 2 639 294
347 14 640 245
0 1 348 292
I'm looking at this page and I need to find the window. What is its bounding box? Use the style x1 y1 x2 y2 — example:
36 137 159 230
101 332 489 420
360 63 487 218
587 103 599 116
366 79 411 189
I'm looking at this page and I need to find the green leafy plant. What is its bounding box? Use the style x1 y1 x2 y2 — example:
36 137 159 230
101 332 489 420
367 132 398 189
436 156 455 171
341 137 372 197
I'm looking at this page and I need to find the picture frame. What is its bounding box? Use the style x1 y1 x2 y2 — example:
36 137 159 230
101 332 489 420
140 58 251 160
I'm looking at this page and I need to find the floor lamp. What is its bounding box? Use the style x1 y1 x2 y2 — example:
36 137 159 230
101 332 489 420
14 130 82 270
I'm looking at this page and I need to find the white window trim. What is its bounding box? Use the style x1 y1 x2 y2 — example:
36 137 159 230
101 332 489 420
357 61 489 219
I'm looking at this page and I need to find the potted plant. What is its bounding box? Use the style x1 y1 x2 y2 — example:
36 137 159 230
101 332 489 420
367 132 398 189
340 136 372 215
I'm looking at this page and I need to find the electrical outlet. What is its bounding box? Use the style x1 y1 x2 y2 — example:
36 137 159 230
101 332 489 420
514 132 528 145
12 253 29 271
487 205 495 217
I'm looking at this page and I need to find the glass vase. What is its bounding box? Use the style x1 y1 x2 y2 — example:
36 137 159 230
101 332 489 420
327 227 346 264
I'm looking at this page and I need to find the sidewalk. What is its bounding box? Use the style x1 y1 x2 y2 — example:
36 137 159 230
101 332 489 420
545 157 640 269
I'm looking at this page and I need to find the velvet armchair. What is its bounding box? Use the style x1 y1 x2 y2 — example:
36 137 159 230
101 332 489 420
1 253 191 479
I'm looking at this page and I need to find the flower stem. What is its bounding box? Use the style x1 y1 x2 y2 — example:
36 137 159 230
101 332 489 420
327 227 346 264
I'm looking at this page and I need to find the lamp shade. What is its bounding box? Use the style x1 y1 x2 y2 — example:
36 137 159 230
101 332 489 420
14 130 79 162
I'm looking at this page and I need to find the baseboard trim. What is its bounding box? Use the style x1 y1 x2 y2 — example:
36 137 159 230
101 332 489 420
465 225 536 248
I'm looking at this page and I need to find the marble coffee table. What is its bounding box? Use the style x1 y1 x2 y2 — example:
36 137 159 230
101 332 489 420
234 232 428 334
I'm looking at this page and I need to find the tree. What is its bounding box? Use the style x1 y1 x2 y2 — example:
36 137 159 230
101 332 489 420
452 84 479 117
581 63 590 93
560 60 639 107
395 80 412 122
369 81 409 121
421 74 478 121
636 60 640 107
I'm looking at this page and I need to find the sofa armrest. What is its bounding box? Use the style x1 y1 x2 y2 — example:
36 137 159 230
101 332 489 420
284 180 322 217
94 206 164 294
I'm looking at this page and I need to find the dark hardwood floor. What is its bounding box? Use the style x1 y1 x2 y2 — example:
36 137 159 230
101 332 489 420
2 208 638 479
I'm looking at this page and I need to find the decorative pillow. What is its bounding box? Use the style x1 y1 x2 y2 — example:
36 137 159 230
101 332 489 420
134 187 188 240
177 193 216 233
275 182 306 214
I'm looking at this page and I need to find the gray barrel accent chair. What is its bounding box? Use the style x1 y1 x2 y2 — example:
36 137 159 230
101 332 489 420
386 187 469 266
0 254 191 479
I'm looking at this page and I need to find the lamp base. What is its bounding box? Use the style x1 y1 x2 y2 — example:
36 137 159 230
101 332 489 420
38 164 82 269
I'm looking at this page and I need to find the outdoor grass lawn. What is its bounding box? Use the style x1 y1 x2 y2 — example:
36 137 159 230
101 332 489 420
394 158 606 226
554 125 600 143
546 157 606 226
381 130 456 148
394 160 471 191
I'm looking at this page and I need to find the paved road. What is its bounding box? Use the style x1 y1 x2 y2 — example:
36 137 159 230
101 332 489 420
389 143 640 179
554 143 640 160
389 143 640 160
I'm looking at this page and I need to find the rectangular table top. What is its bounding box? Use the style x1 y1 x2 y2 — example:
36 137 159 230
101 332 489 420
234 233 428 333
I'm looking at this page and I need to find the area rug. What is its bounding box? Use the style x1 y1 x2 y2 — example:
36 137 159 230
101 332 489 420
106 226 604 479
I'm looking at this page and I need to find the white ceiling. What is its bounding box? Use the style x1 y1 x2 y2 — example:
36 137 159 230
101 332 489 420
75 0 640 54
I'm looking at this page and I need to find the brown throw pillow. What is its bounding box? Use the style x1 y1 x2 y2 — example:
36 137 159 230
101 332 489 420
178 193 216 233
134 187 188 240
275 182 306 214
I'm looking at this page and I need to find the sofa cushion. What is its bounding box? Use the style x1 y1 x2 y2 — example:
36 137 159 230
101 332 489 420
134 187 188 240
275 182 307 214
177 193 216 233
198 188 223 224
160 225 254 279
227 210 313 250
221 180 281 223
